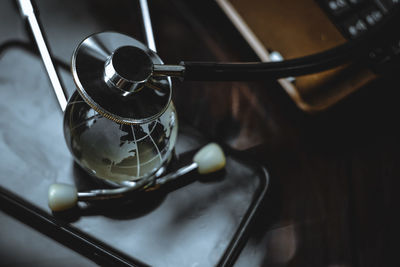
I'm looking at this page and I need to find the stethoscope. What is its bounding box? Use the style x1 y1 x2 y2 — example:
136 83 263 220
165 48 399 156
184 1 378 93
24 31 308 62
16 0 399 211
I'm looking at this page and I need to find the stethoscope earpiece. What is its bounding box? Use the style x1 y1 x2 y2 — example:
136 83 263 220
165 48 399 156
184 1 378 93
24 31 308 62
48 143 226 212
48 183 78 212
193 143 226 174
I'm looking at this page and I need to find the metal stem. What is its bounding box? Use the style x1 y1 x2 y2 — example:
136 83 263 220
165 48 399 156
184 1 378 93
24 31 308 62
153 64 185 78
78 178 149 201
155 162 198 185
139 0 157 52
16 0 68 112
77 162 198 201
138 1 186 80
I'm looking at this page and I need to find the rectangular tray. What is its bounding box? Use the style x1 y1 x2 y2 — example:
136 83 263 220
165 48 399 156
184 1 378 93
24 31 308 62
0 46 269 266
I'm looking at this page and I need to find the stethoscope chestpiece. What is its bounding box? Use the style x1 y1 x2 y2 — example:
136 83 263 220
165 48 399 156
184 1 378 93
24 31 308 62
72 31 172 125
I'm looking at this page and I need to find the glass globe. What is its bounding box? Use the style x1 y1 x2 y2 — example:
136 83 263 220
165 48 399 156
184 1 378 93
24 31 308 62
63 91 178 184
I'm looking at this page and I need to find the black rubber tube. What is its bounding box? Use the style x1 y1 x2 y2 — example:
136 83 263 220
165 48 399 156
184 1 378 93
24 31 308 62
182 7 399 81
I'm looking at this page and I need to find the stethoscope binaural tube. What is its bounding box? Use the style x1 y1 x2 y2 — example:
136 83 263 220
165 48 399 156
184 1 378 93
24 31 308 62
17 0 400 86
48 143 226 212
17 0 400 103
149 5 400 82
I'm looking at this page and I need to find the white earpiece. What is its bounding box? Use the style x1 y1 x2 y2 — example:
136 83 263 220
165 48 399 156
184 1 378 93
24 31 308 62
193 143 226 174
48 183 78 212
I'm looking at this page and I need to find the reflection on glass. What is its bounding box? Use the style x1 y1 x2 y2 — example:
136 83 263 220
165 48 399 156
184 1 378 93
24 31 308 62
64 92 178 183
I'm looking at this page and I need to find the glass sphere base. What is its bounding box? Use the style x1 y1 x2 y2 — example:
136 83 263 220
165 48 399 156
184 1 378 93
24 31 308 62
63 92 178 185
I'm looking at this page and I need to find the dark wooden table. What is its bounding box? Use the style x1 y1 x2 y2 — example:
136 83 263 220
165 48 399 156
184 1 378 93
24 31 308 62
152 1 400 266
1 0 400 266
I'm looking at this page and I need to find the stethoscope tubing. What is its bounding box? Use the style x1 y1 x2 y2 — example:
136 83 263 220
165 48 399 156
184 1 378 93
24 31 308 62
180 6 400 81
18 0 400 87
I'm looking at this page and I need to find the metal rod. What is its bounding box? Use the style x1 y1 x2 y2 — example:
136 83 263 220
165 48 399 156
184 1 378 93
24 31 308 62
156 162 198 185
78 179 149 201
77 162 198 201
139 0 157 52
16 0 68 112
153 64 185 78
